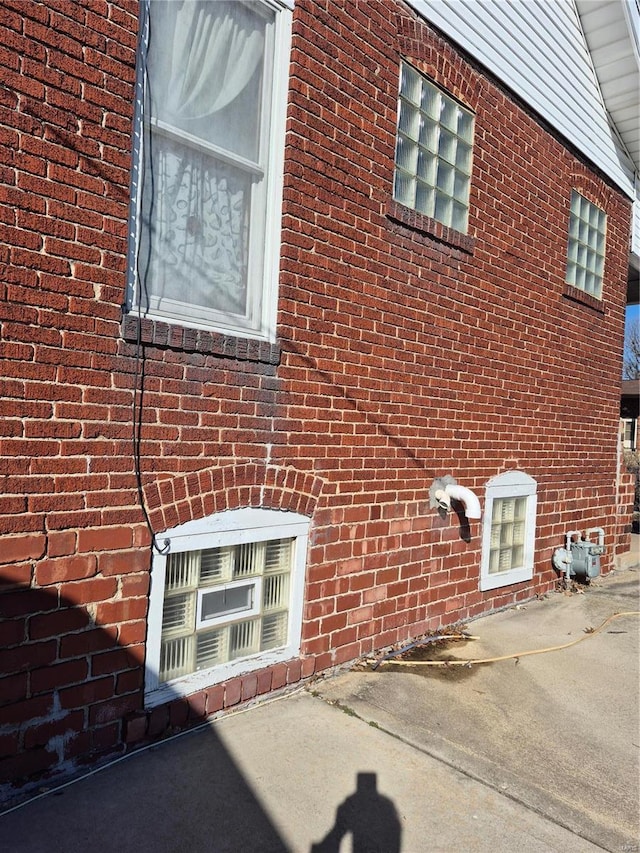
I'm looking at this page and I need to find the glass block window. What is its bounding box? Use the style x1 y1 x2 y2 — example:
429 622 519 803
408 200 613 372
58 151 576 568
145 508 310 705
393 62 474 233
159 539 292 683
487 497 527 575
566 191 606 299
480 472 537 591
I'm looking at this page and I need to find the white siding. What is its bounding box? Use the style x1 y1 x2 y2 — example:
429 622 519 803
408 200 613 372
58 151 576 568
633 179 640 258
407 0 636 198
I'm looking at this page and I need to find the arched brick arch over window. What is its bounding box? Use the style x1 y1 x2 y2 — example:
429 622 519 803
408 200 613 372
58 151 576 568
143 461 327 536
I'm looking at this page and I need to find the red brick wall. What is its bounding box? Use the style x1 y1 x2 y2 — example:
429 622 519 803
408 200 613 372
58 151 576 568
0 0 632 792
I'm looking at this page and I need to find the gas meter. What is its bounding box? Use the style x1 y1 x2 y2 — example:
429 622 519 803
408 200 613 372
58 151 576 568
552 528 605 584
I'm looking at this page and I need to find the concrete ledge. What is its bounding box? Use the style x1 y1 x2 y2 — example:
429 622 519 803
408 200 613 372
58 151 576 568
615 533 639 570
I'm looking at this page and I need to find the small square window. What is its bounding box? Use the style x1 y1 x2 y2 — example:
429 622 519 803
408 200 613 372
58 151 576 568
196 578 263 629
480 471 537 591
488 497 527 575
565 191 607 300
393 62 474 233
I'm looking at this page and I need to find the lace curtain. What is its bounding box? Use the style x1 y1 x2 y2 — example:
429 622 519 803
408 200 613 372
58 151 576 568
140 1 265 317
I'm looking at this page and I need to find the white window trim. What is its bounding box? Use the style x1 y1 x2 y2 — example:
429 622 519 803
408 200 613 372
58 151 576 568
127 0 292 344
145 507 310 708
480 471 537 592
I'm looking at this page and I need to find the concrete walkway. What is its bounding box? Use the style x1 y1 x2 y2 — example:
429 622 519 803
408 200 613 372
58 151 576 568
1 564 638 853
316 565 640 852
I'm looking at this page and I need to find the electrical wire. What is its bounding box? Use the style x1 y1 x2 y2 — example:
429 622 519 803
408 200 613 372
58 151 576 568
130 0 169 555
374 611 640 668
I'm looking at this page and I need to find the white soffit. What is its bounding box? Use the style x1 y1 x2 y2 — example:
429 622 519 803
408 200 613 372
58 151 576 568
575 0 639 172
407 0 638 198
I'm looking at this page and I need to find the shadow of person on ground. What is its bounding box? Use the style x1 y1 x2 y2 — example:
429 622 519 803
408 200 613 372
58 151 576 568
311 772 401 853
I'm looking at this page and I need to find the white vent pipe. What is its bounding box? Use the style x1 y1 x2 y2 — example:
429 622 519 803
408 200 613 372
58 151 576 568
434 489 452 512
443 483 482 519
565 530 582 551
586 527 605 546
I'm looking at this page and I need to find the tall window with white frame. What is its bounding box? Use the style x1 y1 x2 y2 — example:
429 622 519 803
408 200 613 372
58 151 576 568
393 62 474 233
129 0 292 341
566 190 607 299
145 508 310 706
480 471 537 592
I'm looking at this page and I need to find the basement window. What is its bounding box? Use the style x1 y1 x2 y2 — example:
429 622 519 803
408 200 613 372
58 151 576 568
145 508 309 706
480 471 537 591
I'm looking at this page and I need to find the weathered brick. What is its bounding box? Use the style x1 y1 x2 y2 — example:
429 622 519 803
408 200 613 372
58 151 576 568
0 732 19 759
60 628 115 663
91 645 144 677
116 667 143 695
205 684 225 715
60 577 118 607
0 694 53 726
77 526 133 553
23 710 85 749
34 554 97 586
240 674 258 703
29 606 91 641
0 640 57 676
0 672 28 707
90 721 121 755
116 619 146 646
59 677 115 711
31 659 89 694
169 698 189 729
223 679 242 708
96 549 149 576
0 0 632 792
94 598 148 626
270 663 288 691
0 617 25 648
0 747 57 784
88 693 140 726
46 529 77 558
0 561 32 588
123 712 148 744
2 533 46 564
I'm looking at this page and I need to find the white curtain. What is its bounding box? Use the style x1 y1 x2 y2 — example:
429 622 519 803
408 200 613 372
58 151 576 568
140 1 265 318
150 0 264 125
142 135 249 313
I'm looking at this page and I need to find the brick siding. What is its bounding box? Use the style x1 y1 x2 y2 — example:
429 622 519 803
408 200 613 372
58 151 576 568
0 0 633 792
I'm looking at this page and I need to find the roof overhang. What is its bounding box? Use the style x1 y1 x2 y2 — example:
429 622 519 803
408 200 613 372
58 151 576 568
575 0 639 174
576 2 640 279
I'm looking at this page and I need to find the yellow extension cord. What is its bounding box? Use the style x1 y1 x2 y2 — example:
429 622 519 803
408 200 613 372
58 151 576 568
376 611 640 668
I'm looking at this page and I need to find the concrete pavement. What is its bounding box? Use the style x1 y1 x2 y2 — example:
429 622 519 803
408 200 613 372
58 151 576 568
316 563 640 852
1 562 638 852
